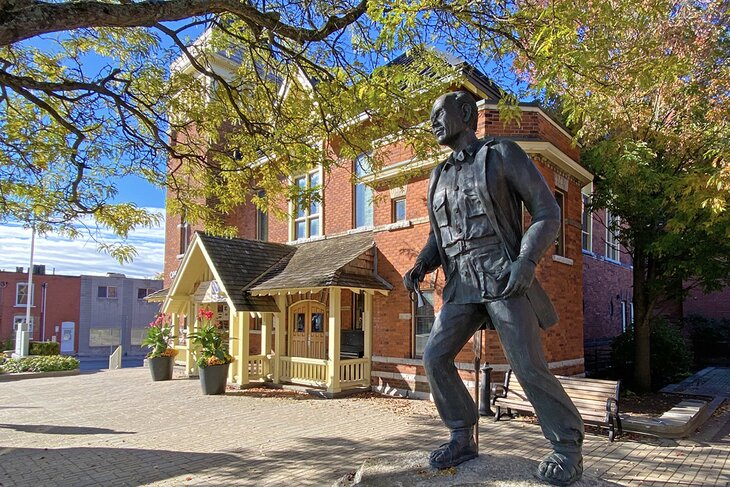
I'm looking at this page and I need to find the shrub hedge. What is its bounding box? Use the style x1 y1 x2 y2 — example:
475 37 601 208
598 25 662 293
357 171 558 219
29 341 61 356
0 355 79 374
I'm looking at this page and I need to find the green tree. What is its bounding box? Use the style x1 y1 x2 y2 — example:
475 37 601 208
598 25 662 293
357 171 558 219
500 0 730 391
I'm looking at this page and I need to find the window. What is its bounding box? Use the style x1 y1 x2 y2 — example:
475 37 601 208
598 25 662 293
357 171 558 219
413 290 435 358
137 288 154 299
13 315 34 333
178 210 190 255
292 169 322 240
354 154 374 228
605 211 620 262
98 286 118 299
392 197 406 223
554 191 566 256
621 301 627 333
15 282 33 307
89 328 121 347
256 189 268 241
130 328 147 346
581 187 592 252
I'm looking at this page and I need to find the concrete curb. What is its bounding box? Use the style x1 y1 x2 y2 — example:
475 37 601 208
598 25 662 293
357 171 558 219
0 369 80 382
622 399 709 438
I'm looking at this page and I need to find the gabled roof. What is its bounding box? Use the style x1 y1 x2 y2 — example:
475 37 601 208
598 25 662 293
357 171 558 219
195 233 295 312
250 232 391 292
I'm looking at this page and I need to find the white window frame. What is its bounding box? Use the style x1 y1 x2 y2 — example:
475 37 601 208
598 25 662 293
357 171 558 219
621 301 627 333
15 282 34 307
581 184 593 253
392 197 406 223
98 285 118 299
605 211 621 262
289 167 323 241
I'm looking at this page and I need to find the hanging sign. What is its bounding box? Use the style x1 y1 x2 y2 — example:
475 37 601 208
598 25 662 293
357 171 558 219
193 280 227 303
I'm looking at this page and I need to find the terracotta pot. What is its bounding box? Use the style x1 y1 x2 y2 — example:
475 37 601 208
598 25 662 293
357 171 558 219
199 363 229 395
148 356 174 381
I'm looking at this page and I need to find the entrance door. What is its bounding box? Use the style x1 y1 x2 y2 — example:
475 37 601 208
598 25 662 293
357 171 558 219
288 301 327 359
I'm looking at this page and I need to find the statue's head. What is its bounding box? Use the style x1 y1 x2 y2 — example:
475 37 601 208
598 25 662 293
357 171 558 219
430 90 478 146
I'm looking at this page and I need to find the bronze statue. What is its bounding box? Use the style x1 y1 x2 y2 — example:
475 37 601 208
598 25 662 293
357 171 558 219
403 91 584 486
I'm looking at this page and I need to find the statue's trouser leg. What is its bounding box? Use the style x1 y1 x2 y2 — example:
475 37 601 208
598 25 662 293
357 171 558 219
487 296 584 454
423 302 488 431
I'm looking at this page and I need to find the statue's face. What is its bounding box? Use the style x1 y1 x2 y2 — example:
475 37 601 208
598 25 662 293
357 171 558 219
430 94 467 146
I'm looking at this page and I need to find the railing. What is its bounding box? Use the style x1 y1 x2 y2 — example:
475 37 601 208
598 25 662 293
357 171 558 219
248 355 270 380
339 358 370 389
108 346 122 370
279 356 327 387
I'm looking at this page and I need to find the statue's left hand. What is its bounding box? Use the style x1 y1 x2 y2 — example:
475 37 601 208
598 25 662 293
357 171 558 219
498 258 536 298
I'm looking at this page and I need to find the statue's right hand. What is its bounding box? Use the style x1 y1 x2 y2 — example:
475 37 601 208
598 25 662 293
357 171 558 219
403 262 426 291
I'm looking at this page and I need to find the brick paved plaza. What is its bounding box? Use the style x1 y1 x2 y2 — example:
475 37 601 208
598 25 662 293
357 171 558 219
1 368 728 486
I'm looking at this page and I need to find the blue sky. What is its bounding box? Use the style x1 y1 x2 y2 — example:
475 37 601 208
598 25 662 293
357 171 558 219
0 178 166 279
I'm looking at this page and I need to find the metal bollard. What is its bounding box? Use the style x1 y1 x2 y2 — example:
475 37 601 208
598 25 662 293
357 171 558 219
479 363 494 416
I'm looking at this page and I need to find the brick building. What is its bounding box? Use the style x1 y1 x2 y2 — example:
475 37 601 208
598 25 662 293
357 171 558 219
159 55 593 397
0 266 81 352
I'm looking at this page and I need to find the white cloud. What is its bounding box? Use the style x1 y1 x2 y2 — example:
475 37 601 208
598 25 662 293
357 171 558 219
0 208 166 279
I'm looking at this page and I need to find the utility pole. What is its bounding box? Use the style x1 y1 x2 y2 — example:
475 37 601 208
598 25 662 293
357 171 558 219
13 225 35 358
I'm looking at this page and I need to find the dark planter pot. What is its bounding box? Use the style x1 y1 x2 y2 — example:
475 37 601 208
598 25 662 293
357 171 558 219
199 363 229 395
148 356 174 381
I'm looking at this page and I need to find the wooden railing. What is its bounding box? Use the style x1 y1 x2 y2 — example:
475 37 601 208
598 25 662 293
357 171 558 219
279 356 328 387
248 355 270 380
339 358 370 388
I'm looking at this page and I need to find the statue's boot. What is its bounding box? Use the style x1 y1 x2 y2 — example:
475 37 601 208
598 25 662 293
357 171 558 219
536 451 583 486
429 427 478 469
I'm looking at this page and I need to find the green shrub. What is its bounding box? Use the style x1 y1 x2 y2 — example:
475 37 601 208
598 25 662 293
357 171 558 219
29 341 61 356
683 315 730 367
0 355 79 374
0 337 13 351
612 318 693 390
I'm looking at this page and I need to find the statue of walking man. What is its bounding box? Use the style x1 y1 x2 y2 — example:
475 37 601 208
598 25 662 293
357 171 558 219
403 90 584 486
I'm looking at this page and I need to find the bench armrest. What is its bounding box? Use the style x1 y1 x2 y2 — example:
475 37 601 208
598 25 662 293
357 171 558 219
492 383 506 398
606 397 619 415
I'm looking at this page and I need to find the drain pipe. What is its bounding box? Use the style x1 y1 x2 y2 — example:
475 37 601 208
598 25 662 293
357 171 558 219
41 282 48 342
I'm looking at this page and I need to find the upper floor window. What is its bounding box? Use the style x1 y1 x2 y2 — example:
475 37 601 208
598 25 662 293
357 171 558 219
137 288 155 300
179 210 190 255
392 197 406 223
256 189 268 241
98 286 118 299
292 169 322 240
554 190 566 256
605 211 620 262
15 282 34 307
413 289 435 358
581 190 592 252
354 154 374 228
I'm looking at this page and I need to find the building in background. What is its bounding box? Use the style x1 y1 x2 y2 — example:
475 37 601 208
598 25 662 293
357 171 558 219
78 273 163 357
0 266 81 353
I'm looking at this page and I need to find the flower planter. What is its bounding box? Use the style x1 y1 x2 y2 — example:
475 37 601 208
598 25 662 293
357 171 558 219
148 356 174 381
199 363 229 395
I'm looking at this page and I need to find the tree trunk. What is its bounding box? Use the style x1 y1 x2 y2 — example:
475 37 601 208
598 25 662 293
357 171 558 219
632 249 652 392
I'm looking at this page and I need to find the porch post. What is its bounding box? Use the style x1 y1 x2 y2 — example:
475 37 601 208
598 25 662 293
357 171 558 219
238 312 250 386
187 301 198 376
327 287 342 394
364 292 373 383
273 294 287 384
260 313 271 356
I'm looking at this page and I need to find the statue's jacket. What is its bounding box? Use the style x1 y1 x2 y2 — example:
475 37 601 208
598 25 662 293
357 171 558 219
417 137 561 329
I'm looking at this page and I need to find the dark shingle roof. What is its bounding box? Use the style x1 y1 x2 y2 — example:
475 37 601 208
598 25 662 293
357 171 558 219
194 232 391 312
249 232 391 292
196 233 295 312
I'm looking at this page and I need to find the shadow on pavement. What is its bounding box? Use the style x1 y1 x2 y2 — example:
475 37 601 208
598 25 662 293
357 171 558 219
0 423 136 435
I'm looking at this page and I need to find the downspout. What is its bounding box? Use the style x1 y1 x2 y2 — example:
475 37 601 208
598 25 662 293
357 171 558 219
41 282 48 341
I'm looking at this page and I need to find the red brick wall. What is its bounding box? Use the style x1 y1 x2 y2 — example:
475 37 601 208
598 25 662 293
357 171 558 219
683 287 730 321
0 271 81 348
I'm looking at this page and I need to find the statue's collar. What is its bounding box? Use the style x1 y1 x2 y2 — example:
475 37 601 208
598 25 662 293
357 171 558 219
445 140 483 167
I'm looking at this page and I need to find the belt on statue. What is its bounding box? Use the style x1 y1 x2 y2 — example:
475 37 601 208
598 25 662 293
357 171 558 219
443 235 502 258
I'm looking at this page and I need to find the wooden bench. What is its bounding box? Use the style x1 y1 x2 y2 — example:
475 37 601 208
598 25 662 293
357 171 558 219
491 369 622 441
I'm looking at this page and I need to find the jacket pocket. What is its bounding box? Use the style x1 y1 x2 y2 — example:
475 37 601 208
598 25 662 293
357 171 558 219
432 190 449 227
463 188 486 218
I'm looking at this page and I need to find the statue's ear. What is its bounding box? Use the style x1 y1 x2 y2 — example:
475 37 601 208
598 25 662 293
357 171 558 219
461 103 472 125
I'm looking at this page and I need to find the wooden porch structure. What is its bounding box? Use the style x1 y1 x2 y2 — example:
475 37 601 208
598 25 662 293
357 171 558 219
160 232 390 395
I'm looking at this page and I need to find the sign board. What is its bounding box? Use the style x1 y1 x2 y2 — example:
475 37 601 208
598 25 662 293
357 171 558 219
193 280 227 303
